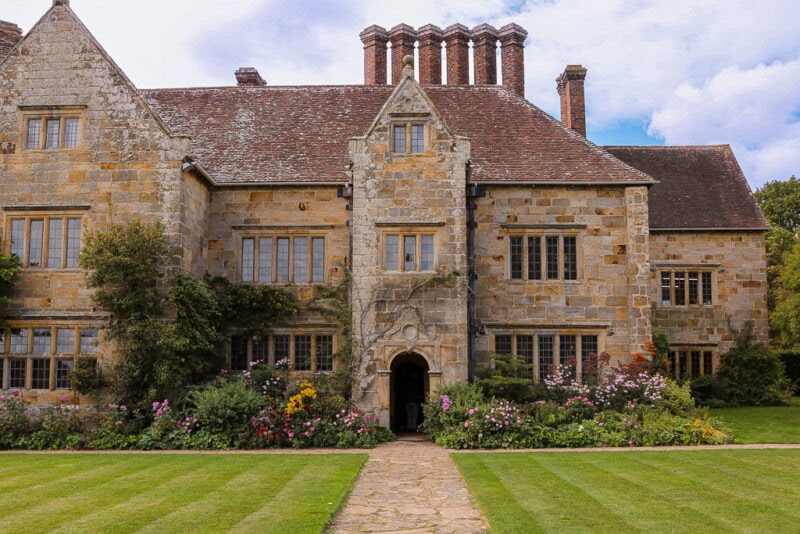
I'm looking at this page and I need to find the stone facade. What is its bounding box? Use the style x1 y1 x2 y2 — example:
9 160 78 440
0 4 769 422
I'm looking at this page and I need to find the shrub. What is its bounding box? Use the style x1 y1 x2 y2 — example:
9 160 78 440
717 324 791 406
473 353 535 403
657 378 695 416
0 391 31 448
190 380 265 445
689 375 729 407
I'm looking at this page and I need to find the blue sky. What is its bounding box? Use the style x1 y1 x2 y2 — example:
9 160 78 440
5 0 799 189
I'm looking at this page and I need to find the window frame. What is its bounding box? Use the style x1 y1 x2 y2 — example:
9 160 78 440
493 331 601 383
659 268 715 307
391 122 428 154
0 326 99 391
508 232 580 281
226 332 337 373
22 108 83 150
5 212 83 269
381 229 438 272
239 231 327 284
668 348 715 379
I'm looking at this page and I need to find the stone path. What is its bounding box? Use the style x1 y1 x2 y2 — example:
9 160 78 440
326 435 490 533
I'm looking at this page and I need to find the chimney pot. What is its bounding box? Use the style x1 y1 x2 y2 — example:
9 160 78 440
235 67 267 86
499 23 528 97
389 24 417 85
472 24 499 86
360 25 389 85
557 65 588 136
444 23 470 85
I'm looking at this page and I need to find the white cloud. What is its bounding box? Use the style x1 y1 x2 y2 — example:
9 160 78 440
649 59 800 185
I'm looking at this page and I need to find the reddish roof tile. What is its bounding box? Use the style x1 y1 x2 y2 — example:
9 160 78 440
142 84 653 185
606 145 768 230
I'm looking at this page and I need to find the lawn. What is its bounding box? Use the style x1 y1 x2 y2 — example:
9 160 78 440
711 404 800 443
453 449 800 534
0 453 366 534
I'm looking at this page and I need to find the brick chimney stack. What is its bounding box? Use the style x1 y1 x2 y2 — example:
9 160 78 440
417 24 444 85
444 24 471 85
557 65 587 136
389 24 416 85
499 23 527 97
358 22 527 92
0 20 22 63
472 24 499 85
235 67 266 86
360 25 389 85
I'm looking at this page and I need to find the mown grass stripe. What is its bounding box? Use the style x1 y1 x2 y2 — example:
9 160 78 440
134 455 313 533
230 454 367 534
4 456 222 533
452 454 545 534
51 455 292 534
455 450 800 534
627 451 800 529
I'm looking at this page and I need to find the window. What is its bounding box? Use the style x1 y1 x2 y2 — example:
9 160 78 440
316 335 333 372
7 215 82 269
509 234 578 281
241 235 325 283
225 333 336 373
1 326 98 390
392 122 426 154
494 333 599 383
24 112 81 150
384 233 435 271
668 349 714 379
660 270 713 306
294 335 312 371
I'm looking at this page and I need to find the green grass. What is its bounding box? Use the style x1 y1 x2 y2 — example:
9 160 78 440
454 449 800 534
0 453 366 534
711 404 800 443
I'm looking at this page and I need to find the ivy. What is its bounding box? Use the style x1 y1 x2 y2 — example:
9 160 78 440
0 251 22 331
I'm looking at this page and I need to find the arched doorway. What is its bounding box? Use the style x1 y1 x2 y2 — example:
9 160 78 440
390 352 429 433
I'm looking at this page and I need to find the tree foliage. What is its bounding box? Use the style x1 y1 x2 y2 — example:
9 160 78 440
754 176 800 233
0 251 22 331
754 176 800 347
79 220 297 419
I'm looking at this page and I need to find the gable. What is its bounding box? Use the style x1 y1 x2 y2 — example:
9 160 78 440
0 3 178 152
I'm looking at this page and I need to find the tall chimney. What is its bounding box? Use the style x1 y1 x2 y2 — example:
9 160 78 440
472 24 498 86
417 24 444 85
389 24 416 85
444 24 470 85
557 65 587 136
0 20 22 63
499 23 527 97
360 25 389 85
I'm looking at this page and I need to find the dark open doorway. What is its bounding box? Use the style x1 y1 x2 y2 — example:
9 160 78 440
390 352 429 433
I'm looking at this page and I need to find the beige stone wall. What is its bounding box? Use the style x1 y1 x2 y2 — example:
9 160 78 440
349 77 470 424
472 184 652 365
649 231 769 353
0 6 201 398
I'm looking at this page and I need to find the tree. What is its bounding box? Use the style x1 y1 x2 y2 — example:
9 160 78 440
754 176 800 233
0 251 22 331
79 219 298 418
754 176 800 346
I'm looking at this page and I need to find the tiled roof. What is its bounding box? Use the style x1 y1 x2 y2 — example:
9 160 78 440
141 84 653 185
606 145 768 230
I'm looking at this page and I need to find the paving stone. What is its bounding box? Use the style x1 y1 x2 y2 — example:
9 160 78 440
327 439 489 533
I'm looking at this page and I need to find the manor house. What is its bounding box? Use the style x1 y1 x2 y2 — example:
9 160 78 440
0 1 768 429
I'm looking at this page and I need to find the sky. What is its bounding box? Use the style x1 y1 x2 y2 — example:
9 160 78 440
5 0 799 190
